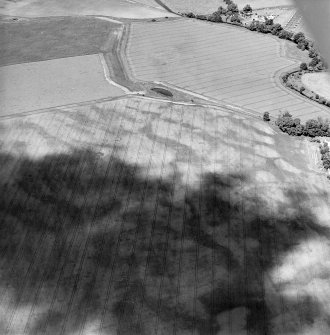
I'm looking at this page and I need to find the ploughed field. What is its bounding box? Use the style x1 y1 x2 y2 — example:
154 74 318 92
126 19 329 121
1 96 330 334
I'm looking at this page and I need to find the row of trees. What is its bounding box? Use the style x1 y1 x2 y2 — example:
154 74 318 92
185 3 328 73
275 112 330 137
300 53 328 71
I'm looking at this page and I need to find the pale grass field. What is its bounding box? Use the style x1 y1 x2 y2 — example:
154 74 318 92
301 72 330 100
0 96 330 334
0 54 124 116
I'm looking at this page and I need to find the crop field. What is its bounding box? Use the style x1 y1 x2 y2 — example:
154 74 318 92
0 17 120 66
160 0 294 14
302 72 330 100
126 20 329 120
0 0 175 18
1 95 330 334
0 54 124 116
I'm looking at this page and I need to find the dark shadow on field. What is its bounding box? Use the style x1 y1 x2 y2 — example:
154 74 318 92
0 149 329 334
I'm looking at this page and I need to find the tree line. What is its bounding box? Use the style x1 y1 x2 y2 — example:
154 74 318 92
271 111 330 137
183 1 329 67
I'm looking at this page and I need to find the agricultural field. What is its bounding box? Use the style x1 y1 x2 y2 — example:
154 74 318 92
1 0 330 334
160 0 294 14
302 72 330 100
0 0 175 18
126 20 329 121
1 95 330 334
0 17 121 66
0 54 125 116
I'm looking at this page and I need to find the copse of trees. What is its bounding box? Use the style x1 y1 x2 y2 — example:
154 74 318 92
276 112 330 137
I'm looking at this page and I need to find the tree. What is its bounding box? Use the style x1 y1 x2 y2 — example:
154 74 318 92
320 143 329 155
256 22 271 34
231 14 241 24
208 11 223 23
263 112 270 121
227 3 238 13
196 14 207 20
243 4 252 13
217 6 227 15
294 124 305 136
322 152 330 169
297 39 308 50
271 23 283 35
309 48 318 58
293 32 305 44
276 113 295 132
304 119 323 137
186 12 196 18
300 62 308 71
278 30 293 40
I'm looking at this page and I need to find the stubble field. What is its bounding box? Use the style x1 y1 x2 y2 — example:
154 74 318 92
126 20 329 121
